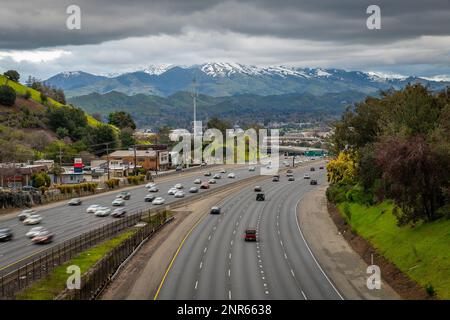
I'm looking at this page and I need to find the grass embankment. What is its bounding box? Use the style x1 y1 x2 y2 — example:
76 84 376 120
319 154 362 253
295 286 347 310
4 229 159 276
338 201 450 299
17 231 135 300
0 75 103 127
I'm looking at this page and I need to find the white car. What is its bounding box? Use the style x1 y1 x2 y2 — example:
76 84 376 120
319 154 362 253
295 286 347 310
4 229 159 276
23 214 42 225
194 179 201 184
208 179 216 184
18 209 36 221
95 207 111 217
112 198 125 206
152 197 165 205
174 191 185 198
168 188 178 195
213 174 221 179
189 187 199 193
175 183 184 189
148 186 159 192
227 173 235 178
248 166 256 171
145 182 156 188
26 226 47 238
86 204 101 213
220 168 226 173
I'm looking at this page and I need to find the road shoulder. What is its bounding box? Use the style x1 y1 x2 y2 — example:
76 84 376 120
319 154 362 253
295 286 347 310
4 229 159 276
297 184 400 300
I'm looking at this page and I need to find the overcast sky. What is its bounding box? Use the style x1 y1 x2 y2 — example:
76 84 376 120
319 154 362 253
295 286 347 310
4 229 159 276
0 0 449 80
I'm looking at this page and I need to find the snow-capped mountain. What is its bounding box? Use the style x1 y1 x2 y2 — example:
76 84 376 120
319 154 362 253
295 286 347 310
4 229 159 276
44 63 450 98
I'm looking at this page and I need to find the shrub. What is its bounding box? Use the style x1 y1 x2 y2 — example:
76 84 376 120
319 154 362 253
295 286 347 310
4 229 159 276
426 284 436 297
0 85 16 106
54 182 98 194
23 90 31 100
105 178 120 189
326 184 351 204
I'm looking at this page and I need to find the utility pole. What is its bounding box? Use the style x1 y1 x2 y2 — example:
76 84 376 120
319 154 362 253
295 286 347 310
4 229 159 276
58 145 63 183
106 143 110 180
133 144 137 175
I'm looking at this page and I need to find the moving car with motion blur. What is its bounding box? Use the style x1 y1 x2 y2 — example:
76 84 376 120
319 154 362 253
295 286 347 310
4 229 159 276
18 209 36 221
31 231 54 244
68 198 82 206
117 191 131 200
23 214 42 225
220 168 226 173
86 204 101 213
145 194 156 202
204 172 211 176
152 197 165 205
189 186 199 193
208 179 216 184
194 179 202 184
174 191 185 198
111 208 127 218
148 186 159 192
95 207 111 217
0 228 13 242
249 166 256 171
112 198 125 206
213 174 221 179
210 206 221 214
244 228 257 242
175 183 184 189
146 182 156 188
168 188 177 195
26 226 47 238
288 176 295 181
200 182 210 189
254 186 262 192
227 173 235 178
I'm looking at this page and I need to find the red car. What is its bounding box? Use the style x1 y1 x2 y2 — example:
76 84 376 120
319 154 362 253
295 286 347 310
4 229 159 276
244 229 257 242
200 182 210 189
32 231 54 244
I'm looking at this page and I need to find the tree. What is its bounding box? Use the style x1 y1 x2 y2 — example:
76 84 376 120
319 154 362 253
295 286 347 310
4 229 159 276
0 85 16 106
120 128 136 149
32 172 51 188
56 127 69 139
40 92 48 104
108 111 136 130
326 152 356 185
83 124 119 156
3 70 20 82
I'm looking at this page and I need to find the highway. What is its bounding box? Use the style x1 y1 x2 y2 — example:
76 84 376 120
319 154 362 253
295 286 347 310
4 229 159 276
157 161 343 300
0 164 268 274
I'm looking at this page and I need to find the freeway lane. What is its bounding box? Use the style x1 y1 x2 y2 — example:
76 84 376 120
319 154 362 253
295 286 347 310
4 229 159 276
0 164 266 273
157 161 343 300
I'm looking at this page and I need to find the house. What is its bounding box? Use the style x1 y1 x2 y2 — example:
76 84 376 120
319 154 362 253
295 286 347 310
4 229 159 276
60 168 86 184
0 163 48 189
106 149 169 171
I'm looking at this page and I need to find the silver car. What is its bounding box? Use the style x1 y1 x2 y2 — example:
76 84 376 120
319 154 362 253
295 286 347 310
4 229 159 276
26 226 47 238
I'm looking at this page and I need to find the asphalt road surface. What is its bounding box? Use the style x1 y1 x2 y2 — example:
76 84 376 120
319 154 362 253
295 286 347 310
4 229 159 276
0 164 268 273
157 162 343 300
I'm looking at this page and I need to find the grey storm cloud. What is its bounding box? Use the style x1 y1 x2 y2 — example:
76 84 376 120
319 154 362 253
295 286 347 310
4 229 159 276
0 0 449 50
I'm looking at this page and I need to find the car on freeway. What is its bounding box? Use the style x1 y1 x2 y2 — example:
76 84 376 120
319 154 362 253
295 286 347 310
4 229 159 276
310 179 318 185
145 194 157 202
175 183 184 189
227 173 235 178
31 231 54 244
213 174 221 179
117 191 131 200
18 209 37 221
249 166 256 171
146 182 156 188
26 226 47 238
310 167 315 171
189 187 199 193
210 206 221 214
174 191 185 198
288 176 295 181
168 188 177 195
148 186 159 192
304 174 310 179
0 228 13 242
319 166 324 170
152 197 165 205
220 168 226 173
256 193 265 201
287 172 294 177
95 207 111 217
112 198 125 206
200 182 210 189
287 169 293 173
204 172 212 176
86 204 101 213
272 176 279 182
68 198 82 206
244 228 257 242
23 214 42 225
194 179 202 184
254 186 262 192
175 165 183 172
111 208 127 218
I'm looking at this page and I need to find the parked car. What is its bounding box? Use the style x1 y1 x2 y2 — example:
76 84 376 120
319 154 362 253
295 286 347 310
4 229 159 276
18 209 36 221
200 182 210 189
194 179 202 184
189 187 199 193
111 208 127 218
175 183 184 189
208 179 216 184
152 197 165 205
244 228 257 242
310 179 318 185
31 231 54 244
288 176 295 181
227 173 235 178
0 228 13 242
112 198 125 206
204 172 212 176
95 207 111 217
210 206 221 214
145 194 156 202
174 191 185 198
26 226 47 238
148 186 159 192
117 191 131 200
68 198 82 206
254 186 262 192
86 204 101 213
